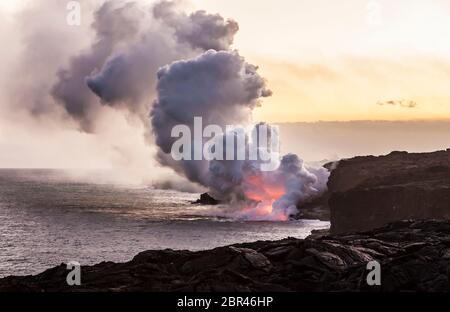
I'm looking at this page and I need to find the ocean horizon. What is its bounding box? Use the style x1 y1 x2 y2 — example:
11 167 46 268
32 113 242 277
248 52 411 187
0 169 329 278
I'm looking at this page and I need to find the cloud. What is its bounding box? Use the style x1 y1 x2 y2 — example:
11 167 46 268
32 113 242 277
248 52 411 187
377 99 418 108
52 1 145 131
153 1 239 51
150 49 271 185
84 0 240 133
0 0 329 217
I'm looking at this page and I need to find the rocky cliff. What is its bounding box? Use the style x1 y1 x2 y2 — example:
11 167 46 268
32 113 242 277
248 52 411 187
327 150 450 233
1 219 450 292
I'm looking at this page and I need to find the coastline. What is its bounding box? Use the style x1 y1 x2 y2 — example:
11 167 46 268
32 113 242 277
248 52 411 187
1 149 450 292
1 219 449 292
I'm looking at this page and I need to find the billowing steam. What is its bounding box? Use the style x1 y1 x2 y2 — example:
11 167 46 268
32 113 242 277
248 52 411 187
2 0 329 220
151 50 271 183
152 1 239 51
238 154 329 220
82 1 239 130
150 50 328 220
52 1 146 131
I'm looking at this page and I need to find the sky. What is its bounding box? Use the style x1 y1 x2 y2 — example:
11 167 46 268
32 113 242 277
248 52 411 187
1 0 450 122
192 0 450 122
0 0 449 170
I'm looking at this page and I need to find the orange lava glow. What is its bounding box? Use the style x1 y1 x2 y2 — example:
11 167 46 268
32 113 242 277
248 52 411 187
240 174 288 221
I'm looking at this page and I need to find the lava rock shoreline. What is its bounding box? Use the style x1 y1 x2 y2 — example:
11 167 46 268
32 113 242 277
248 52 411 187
327 149 450 233
2 149 450 292
194 150 450 227
1 219 450 292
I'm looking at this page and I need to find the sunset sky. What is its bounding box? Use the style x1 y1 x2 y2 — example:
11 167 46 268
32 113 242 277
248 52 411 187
192 0 450 122
1 0 450 122
0 0 449 169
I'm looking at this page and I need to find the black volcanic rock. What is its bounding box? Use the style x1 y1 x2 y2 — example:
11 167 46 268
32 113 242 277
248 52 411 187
327 149 450 234
295 193 330 221
192 193 220 205
1 219 450 292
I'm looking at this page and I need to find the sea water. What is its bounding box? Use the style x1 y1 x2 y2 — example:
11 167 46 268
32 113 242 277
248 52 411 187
0 169 329 277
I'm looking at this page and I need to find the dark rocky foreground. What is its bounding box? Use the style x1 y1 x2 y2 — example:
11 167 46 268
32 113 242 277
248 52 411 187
1 219 450 292
327 149 450 233
295 192 330 221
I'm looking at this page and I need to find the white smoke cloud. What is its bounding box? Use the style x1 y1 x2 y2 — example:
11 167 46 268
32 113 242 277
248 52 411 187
153 1 239 51
84 0 240 129
0 0 329 219
150 50 327 220
0 0 198 187
152 50 271 151
52 1 146 131
151 50 272 186
236 154 329 220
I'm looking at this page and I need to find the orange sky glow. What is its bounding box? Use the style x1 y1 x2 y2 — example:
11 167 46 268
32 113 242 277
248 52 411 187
193 0 450 122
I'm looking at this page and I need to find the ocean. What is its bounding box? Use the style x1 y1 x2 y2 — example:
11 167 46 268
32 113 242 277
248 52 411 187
0 169 330 278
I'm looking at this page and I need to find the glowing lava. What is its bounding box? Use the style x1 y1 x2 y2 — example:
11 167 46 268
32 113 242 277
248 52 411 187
239 173 289 221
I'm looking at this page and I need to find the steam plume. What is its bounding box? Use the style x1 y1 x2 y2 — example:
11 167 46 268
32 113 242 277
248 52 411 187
1 0 329 219
83 0 239 128
52 1 145 131
153 1 239 51
83 1 328 220
150 50 328 220
151 50 271 185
